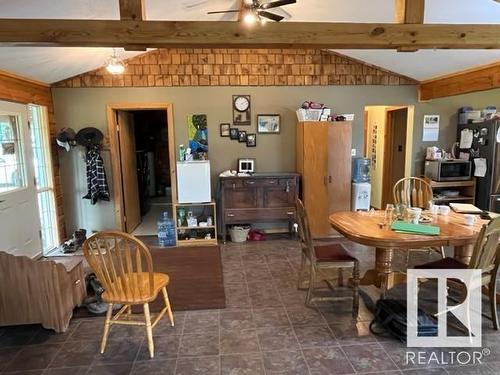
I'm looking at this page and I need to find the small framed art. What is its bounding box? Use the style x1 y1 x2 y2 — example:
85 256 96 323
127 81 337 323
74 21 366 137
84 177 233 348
246 133 256 147
220 123 230 137
257 114 280 134
238 131 247 143
230 128 239 140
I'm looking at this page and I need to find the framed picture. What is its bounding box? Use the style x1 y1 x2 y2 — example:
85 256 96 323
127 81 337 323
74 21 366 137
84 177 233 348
246 133 256 147
238 130 247 143
220 123 230 137
230 128 239 140
257 114 280 134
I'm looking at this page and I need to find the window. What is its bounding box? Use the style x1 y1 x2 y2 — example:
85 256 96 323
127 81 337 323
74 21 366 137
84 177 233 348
0 114 26 193
29 105 59 253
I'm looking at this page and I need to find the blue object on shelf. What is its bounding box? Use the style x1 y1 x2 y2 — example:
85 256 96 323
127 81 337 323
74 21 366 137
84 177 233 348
352 157 371 183
158 212 176 247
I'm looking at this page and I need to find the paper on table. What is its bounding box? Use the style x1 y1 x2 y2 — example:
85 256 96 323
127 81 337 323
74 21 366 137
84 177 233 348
460 129 473 148
474 158 487 177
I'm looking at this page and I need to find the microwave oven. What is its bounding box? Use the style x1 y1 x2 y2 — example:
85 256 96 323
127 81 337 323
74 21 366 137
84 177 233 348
424 159 471 181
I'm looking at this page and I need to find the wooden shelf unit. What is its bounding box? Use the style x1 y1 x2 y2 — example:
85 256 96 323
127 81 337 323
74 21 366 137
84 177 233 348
425 177 476 205
173 201 217 246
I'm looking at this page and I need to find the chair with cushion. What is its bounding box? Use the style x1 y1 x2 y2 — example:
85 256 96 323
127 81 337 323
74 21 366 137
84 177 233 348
413 216 500 330
393 176 446 263
295 199 359 314
83 231 174 358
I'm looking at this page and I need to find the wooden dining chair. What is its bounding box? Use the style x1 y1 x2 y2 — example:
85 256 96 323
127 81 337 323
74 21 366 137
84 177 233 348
393 176 446 262
295 199 360 315
83 231 174 358
414 216 500 330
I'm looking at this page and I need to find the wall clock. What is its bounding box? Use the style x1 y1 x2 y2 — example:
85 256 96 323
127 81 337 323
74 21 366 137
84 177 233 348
232 95 251 126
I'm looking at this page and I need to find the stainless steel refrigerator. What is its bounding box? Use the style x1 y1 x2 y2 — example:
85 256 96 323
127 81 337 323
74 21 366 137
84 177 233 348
457 119 500 212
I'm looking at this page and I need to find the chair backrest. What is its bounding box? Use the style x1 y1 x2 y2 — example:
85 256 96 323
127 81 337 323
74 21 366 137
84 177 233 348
296 199 316 262
393 177 433 209
468 216 500 273
83 231 154 301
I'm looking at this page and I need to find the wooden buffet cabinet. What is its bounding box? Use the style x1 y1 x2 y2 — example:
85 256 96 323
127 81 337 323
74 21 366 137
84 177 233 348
218 173 300 241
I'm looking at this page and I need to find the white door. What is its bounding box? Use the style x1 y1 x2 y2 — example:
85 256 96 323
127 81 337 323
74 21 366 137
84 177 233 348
0 101 42 258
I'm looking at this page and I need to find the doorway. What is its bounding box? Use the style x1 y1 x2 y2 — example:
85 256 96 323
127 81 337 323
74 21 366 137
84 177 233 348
107 103 176 234
364 105 414 209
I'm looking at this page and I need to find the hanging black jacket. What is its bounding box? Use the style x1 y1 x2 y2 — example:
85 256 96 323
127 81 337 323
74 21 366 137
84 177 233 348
83 148 110 205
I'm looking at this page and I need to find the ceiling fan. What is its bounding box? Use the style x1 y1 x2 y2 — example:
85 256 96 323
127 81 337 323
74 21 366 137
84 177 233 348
207 0 296 24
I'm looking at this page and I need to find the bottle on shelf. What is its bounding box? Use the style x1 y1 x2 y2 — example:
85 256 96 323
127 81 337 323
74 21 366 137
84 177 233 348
157 212 176 247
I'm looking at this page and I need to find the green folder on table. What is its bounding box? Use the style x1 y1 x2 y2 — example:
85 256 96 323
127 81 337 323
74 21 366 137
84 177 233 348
390 221 440 236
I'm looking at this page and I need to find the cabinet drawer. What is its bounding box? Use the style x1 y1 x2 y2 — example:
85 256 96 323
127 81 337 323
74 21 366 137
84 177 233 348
225 208 295 223
243 178 279 187
279 178 297 187
222 180 244 189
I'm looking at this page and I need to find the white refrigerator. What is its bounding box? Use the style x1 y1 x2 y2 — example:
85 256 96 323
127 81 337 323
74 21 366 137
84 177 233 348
176 161 211 203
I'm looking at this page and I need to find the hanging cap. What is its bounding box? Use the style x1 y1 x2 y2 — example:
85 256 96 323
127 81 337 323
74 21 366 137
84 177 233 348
75 127 104 148
56 128 76 152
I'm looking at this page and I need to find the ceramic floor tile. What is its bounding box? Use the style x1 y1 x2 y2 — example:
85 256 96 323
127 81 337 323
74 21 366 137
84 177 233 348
0 325 41 348
3 343 61 372
43 366 89 375
342 343 399 373
220 309 255 331
178 331 219 357
220 329 260 355
252 307 291 328
130 359 176 375
87 363 133 375
136 335 180 361
0 347 21 372
293 325 337 348
329 321 378 345
256 326 299 351
92 337 141 365
221 353 265 375
175 355 220 375
183 311 219 333
285 306 327 327
302 346 355 375
261 350 309 375
48 340 99 368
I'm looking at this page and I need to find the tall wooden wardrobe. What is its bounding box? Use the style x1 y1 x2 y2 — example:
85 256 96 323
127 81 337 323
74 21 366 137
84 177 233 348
296 121 352 237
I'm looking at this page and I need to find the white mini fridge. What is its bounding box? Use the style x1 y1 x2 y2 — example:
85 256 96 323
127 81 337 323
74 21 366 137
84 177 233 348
176 161 211 203
352 182 371 211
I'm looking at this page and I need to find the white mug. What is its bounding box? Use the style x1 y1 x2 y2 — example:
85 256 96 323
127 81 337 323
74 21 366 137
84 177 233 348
464 214 477 226
430 204 439 215
438 205 450 216
407 207 422 224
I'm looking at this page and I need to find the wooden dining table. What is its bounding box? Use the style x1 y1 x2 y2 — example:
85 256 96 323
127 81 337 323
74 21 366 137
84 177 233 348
329 210 490 294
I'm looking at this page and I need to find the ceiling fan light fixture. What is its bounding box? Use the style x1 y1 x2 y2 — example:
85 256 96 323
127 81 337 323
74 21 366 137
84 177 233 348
243 12 257 25
106 50 125 75
260 17 268 25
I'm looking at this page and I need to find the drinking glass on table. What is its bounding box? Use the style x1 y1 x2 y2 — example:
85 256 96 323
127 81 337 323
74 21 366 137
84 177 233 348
385 204 395 225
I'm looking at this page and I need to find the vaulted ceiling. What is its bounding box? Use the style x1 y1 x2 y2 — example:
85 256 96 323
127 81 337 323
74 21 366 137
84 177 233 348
0 0 499 83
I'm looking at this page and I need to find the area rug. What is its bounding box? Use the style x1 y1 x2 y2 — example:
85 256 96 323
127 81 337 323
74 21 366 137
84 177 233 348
73 238 225 317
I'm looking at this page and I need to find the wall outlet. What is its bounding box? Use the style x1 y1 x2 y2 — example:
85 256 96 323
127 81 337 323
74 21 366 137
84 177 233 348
351 149 357 156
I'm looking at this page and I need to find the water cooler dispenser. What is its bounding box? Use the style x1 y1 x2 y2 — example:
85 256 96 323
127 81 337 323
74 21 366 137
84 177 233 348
351 157 371 211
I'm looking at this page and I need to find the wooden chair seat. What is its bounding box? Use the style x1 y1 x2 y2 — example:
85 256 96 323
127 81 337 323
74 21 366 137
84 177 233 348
315 244 357 263
102 272 170 304
413 257 467 270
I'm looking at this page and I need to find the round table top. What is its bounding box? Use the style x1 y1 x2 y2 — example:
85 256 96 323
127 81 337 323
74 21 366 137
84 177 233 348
329 210 488 248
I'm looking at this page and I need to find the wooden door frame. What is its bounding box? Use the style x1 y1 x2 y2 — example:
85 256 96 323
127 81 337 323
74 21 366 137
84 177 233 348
106 102 176 232
381 106 410 207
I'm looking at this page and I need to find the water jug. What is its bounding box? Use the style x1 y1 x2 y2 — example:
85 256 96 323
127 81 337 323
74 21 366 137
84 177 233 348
157 212 176 247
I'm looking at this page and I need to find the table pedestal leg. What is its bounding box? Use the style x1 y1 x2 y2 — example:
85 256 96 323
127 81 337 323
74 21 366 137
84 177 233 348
359 248 393 296
454 244 474 265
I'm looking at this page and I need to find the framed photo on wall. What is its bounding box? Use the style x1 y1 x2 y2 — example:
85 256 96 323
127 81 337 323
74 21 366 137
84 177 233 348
246 133 256 147
238 131 247 143
220 123 230 137
230 128 239 140
257 114 280 134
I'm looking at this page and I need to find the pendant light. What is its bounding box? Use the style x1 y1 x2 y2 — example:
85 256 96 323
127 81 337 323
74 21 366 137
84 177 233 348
106 49 125 75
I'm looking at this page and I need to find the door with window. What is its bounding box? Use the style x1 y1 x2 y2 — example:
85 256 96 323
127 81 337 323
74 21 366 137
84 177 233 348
0 101 42 257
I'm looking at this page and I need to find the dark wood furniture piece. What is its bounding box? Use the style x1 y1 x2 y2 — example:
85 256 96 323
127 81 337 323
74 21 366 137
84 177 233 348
0 252 86 332
219 173 300 242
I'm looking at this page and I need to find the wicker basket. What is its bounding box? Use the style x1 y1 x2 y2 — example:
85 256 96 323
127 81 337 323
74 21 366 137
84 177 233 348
229 226 251 243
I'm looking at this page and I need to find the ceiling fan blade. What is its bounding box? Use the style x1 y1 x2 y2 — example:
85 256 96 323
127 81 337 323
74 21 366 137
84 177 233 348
258 10 284 21
207 9 241 14
260 0 296 10
182 0 210 9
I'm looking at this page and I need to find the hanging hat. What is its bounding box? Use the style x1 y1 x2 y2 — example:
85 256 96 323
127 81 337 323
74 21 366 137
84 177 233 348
56 127 76 152
76 127 104 148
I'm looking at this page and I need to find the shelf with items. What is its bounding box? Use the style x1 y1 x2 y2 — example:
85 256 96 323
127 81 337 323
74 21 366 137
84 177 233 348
173 201 217 246
424 177 476 205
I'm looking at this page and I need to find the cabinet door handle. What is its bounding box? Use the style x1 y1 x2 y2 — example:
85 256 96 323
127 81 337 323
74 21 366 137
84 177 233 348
286 211 294 215
232 183 235 189
323 176 327 186
227 213 235 217
246 181 255 185
74 279 81 286
329 176 332 183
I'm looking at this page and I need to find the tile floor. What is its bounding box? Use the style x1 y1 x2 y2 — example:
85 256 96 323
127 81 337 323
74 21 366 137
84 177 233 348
1 238 499 374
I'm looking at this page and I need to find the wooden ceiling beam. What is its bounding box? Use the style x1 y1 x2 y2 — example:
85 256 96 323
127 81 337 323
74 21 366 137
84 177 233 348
119 0 144 21
419 62 500 100
1 19 500 49
395 0 425 24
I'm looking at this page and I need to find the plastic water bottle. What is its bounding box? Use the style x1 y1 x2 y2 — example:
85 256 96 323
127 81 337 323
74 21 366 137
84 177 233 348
158 212 176 247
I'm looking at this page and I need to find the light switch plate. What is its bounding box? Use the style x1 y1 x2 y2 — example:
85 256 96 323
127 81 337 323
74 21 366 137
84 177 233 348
351 149 356 156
